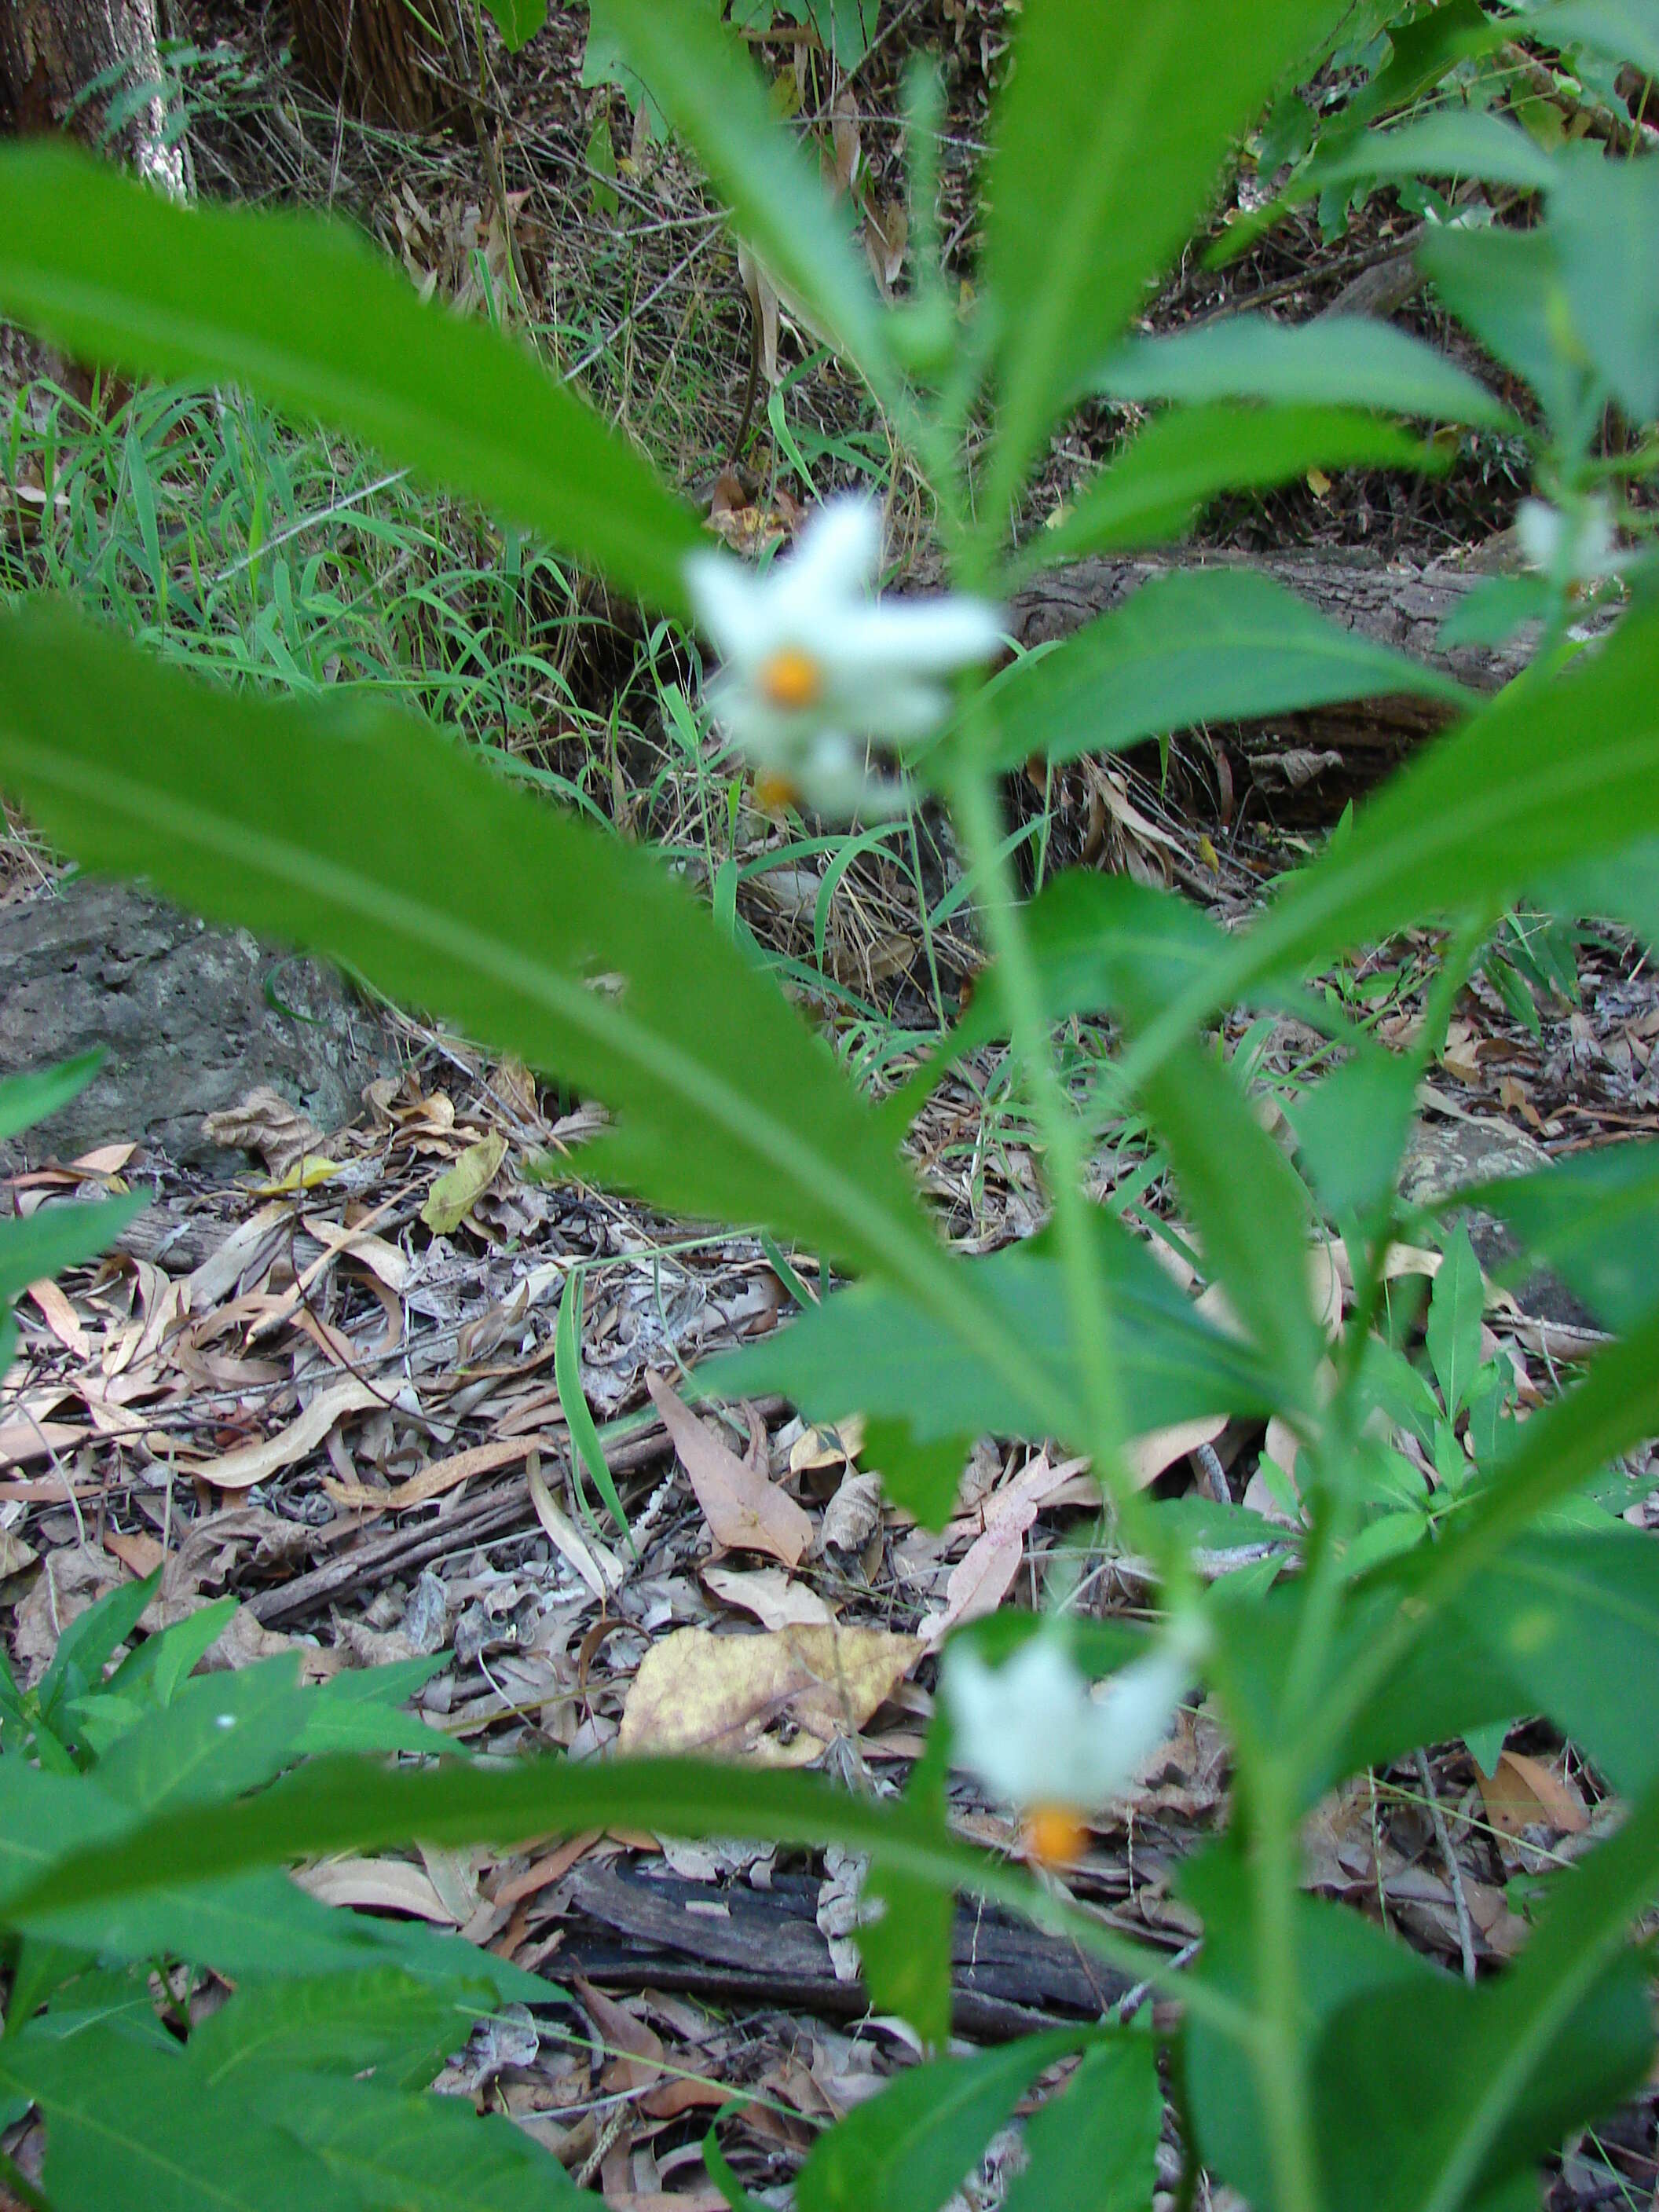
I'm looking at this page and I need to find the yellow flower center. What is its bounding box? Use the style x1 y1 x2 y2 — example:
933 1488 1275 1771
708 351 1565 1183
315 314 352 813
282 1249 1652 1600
753 767 800 813
757 646 824 711
1022 1804 1089 1868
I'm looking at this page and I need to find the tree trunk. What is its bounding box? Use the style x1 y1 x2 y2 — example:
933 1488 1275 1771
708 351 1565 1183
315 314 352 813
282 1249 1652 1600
288 0 457 133
0 0 184 192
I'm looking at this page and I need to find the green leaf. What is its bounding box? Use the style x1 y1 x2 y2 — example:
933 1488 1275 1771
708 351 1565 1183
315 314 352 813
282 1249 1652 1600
189 1967 465 2093
1426 1226 1485 1423
2 1752 1186 2020
477 0 548 49
555 1267 632 1547
1031 405 1439 567
1313 1775 1659 2212
1536 832 1659 951
1287 1046 1420 1221
858 1721 954 2049
1092 313 1513 428
796 2031 1091 2212
983 0 1352 517
0 145 701 613
704 1207 1278 1514
35 1569 162 1734
1329 1529 1659 1798
1182 1840 1434 2209
0 1050 106 1142
292 1653 456 1760
1243 600 1659 994
256 2067 588 2208
0 606 1020 1405
1417 225 1596 446
0 2023 361 2212
1529 0 1659 75
90 1658 310 1814
1459 1141 1659 1331
593 0 896 406
982 569 1470 775
858 1417 975 1529
1319 112 1557 192
100 1599 239 1716
0 1191 147 1308
1550 144 1659 426
999 2035 1162 2212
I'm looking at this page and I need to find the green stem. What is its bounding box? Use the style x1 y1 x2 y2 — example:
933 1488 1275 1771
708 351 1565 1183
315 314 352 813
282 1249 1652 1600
1250 1764 1324 2212
941 755 1182 1584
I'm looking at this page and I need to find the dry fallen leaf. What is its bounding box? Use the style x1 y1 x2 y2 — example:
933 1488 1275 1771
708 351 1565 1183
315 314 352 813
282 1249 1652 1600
820 1467 882 1552
183 1374 383 1492
648 1373 812 1567
421 1132 509 1233
618 1624 920 1766
1479 1750 1590 1839
704 1565 835 1629
294 1856 455 1922
203 1086 327 1178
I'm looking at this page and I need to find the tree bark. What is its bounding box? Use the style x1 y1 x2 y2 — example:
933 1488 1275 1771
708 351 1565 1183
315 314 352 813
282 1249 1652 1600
287 0 457 133
0 0 184 192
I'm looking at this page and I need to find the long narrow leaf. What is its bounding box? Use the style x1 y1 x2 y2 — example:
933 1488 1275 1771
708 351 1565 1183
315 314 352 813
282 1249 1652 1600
983 0 1350 518
595 0 897 408
0 145 701 613
1092 315 1513 428
983 568 1470 775
1029 405 1436 569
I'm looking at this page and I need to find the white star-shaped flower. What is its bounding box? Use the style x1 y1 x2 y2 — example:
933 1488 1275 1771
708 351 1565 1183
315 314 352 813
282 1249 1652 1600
942 1613 1209 1827
685 496 1005 819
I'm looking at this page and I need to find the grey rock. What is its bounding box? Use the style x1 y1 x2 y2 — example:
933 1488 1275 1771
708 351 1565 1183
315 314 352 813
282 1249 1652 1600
0 876 401 1175
1400 1117 1595 1330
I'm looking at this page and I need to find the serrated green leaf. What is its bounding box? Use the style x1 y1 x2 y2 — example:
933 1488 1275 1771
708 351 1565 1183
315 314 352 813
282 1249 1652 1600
1030 405 1438 569
797 2031 1091 2212
983 0 1351 518
982 569 1469 775
1092 313 1513 428
0 145 701 613
0 603 1049 1440
594 0 896 407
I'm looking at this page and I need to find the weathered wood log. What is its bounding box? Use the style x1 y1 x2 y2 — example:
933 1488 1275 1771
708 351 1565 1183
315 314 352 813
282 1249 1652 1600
555 1858 1137 2039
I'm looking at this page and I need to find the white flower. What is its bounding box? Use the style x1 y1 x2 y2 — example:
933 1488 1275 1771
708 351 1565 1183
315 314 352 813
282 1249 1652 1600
942 1613 1209 1816
1514 496 1619 586
684 496 1005 819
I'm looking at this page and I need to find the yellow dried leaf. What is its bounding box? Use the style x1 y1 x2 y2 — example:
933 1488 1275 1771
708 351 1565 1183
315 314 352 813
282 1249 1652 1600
618 1624 920 1766
420 1132 508 1233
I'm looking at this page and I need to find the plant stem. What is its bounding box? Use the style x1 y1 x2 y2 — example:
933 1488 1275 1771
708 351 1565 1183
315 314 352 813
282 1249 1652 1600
942 754 1181 1582
1251 1763 1324 2212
